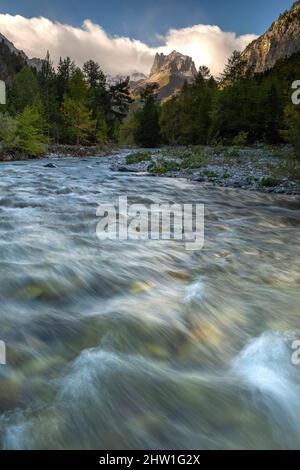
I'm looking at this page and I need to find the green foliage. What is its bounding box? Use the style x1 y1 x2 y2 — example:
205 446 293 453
283 104 300 157
246 176 255 184
202 169 219 178
8 67 40 114
219 51 247 88
261 80 283 143
108 78 133 123
160 69 216 146
224 148 241 158
148 158 180 174
134 84 160 147
180 153 208 168
126 151 152 164
56 57 76 105
37 52 59 141
259 177 279 187
118 104 140 145
60 67 101 145
83 60 109 141
62 96 96 145
232 131 249 146
210 78 261 143
15 106 45 155
95 110 108 144
159 50 300 149
156 147 209 170
0 106 46 156
159 99 182 145
0 113 18 149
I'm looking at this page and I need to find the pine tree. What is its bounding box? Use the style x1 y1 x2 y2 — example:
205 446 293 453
220 51 246 87
8 66 40 113
160 97 181 144
135 84 160 147
38 51 58 142
56 57 76 105
95 109 108 144
261 80 283 143
83 60 109 142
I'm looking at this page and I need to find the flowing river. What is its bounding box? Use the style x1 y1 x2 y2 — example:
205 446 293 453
0 154 299 450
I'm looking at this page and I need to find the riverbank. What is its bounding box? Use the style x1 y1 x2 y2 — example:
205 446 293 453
0 143 117 162
112 146 300 195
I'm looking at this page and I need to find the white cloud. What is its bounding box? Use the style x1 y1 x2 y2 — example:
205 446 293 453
159 25 257 76
0 13 257 77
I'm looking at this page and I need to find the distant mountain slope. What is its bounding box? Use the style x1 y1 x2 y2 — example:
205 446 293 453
106 71 147 87
131 50 197 101
0 33 44 82
242 1 300 73
0 37 26 82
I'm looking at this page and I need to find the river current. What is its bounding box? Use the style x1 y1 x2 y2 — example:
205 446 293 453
0 154 299 449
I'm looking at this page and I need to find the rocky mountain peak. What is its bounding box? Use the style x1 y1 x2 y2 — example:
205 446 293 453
242 1 300 73
0 33 27 61
131 50 197 101
150 50 197 78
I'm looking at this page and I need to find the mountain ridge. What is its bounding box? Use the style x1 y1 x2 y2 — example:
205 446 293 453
0 33 44 72
242 1 300 73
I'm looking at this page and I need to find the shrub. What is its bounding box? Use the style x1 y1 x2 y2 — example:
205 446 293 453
16 106 45 155
223 148 241 159
232 131 249 146
202 169 219 178
0 113 18 150
259 177 279 187
126 151 153 164
148 158 180 174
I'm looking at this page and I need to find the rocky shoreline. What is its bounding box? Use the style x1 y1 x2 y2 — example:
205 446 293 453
0 143 117 162
111 147 300 196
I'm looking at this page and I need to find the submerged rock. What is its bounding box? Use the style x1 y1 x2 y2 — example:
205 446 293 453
44 163 58 168
129 281 156 294
0 376 22 412
167 270 191 281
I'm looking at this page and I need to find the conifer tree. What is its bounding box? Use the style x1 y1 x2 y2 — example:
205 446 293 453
134 83 160 147
8 66 40 114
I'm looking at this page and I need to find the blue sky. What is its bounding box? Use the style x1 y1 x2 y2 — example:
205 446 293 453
0 0 295 44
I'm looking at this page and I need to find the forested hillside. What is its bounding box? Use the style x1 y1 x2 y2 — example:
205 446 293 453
0 52 132 157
